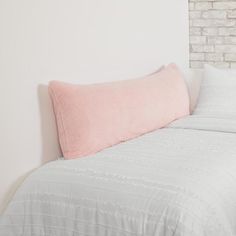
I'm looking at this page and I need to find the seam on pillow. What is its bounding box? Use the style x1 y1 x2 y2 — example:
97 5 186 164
49 85 69 156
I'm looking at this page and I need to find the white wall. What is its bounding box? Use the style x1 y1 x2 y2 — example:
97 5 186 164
0 0 189 213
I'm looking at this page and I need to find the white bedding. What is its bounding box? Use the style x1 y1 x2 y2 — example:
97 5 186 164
1 117 236 236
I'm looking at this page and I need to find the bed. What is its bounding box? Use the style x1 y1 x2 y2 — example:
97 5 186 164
1 115 236 236
1 63 236 236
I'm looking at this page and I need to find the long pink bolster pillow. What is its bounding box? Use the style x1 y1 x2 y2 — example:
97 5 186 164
49 64 190 159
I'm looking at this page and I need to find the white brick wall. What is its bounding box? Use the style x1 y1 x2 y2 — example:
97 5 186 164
189 0 236 68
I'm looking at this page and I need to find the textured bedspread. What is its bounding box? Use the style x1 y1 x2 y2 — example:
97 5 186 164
1 117 236 236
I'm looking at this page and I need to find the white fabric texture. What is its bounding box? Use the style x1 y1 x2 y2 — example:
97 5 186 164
183 69 203 113
193 64 236 118
1 117 236 236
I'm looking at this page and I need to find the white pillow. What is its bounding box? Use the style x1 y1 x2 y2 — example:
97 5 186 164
184 69 203 113
193 64 236 119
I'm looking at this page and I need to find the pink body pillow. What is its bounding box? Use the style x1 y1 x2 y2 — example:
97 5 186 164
49 64 190 159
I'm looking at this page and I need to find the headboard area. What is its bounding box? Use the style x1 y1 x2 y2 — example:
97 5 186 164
0 0 189 212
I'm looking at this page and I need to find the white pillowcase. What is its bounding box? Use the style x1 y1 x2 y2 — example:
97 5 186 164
193 64 236 119
184 69 203 113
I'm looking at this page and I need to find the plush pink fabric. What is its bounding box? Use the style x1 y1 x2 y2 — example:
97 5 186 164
49 64 190 159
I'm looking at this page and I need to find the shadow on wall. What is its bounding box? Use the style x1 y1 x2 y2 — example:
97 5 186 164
0 170 35 214
0 85 62 215
38 84 62 164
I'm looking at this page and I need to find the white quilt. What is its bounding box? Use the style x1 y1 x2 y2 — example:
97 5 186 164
1 117 236 236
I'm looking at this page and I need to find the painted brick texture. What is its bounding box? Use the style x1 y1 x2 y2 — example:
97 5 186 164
189 0 236 68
